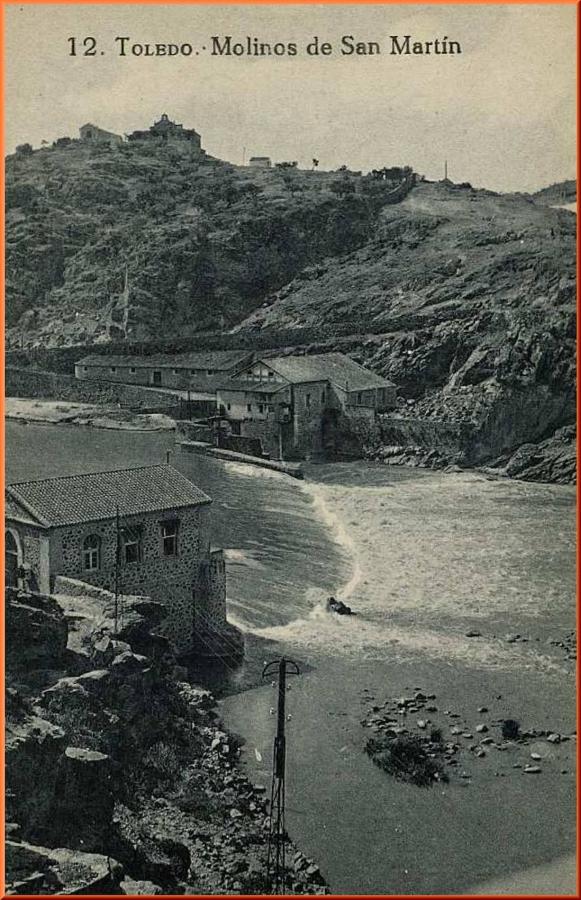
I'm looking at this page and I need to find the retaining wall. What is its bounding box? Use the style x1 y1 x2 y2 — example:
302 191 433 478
6 367 178 413
378 414 468 457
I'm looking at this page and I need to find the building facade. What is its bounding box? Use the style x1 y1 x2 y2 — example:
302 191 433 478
5 465 229 653
79 123 124 146
217 352 396 459
249 157 272 168
75 350 253 396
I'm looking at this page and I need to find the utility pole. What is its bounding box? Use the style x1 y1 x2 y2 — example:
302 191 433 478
262 657 300 894
114 505 121 634
444 159 448 180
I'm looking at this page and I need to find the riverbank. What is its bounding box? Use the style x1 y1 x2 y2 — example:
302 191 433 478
221 463 576 894
5 397 175 431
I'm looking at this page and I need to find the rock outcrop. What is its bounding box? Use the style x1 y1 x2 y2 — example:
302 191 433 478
5 586 328 895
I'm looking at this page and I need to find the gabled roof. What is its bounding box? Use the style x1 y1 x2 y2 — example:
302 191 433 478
77 350 250 371
5 465 211 528
252 353 394 392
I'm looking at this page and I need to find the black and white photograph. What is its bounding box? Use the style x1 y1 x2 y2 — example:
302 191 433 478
4 1 577 895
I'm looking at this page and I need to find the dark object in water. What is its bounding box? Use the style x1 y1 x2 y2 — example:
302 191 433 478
326 596 355 616
501 718 520 740
366 734 449 788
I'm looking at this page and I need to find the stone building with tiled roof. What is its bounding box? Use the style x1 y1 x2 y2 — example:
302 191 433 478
217 352 396 460
5 465 230 655
75 350 253 397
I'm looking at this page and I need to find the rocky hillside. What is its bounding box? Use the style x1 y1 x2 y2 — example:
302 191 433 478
532 179 576 206
6 138 410 348
239 181 576 479
6 584 327 895
5 137 575 480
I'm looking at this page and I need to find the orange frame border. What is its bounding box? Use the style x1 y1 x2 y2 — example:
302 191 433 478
0 1 578 898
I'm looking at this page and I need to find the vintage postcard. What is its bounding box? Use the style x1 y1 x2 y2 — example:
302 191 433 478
3 1 577 896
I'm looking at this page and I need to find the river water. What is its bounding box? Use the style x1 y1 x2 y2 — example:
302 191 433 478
6 421 577 894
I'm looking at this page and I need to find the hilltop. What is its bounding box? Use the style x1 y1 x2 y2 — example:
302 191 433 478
531 179 576 207
5 137 410 348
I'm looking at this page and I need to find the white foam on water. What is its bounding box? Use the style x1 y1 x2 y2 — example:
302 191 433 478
222 460 289 482
233 471 573 674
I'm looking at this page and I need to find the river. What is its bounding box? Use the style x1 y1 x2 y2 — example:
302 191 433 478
5 421 577 894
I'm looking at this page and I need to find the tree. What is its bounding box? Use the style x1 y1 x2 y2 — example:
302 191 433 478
15 143 33 157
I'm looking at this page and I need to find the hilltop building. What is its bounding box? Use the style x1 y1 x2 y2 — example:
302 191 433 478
127 113 204 154
79 123 124 146
249 156 272 169
5 465 231 655
217 352 396 459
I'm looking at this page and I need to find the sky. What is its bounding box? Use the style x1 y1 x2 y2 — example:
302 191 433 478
4 3 576 193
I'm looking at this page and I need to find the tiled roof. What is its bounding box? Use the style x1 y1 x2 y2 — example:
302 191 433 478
6 465 211 528
256 353 394 392
77 350 250 371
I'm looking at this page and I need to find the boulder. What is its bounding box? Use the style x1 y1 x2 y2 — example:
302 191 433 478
6 839 124 894
6 715 67 840
6 590 68 670
50 747 114 850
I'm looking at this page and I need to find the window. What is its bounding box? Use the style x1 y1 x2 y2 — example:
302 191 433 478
247 403 252 413
357 392 362 404
191 369 197 376
207 369 214 376
305 393 311 408
130 367 136 374
258 404 264 414
268 371 274 379
122 525 142 564
152 371 162 386
173 368 179 375
83 366 88 372
83 534 101 571
321 388 326 402
227 403 231 411
110 366 117 373
161 520 178 557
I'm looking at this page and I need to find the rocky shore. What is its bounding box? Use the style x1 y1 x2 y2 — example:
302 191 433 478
365 422 576 485
6 585 328 895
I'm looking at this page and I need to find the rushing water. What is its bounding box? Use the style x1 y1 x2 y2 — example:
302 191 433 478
5 421 577 894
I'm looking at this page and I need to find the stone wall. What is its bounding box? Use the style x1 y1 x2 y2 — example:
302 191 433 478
240 418 283 459
203 550 227 631
176 421 213 443
47 506 213 652
378 414 468 458
6 367 178 413
5 522 48 594
290 381 328 458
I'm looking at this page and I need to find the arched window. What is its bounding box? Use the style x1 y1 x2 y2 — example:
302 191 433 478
83 534 101 571
5 530 21 587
